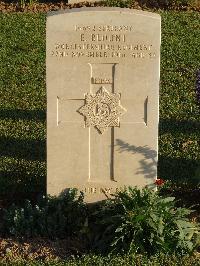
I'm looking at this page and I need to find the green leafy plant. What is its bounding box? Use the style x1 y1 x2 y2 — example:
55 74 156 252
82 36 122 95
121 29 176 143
92 187 200 255
2 189 87 239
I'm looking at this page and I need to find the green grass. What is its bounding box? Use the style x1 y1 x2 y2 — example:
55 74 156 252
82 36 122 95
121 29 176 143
0 14 46 201
159 11 200 181
0 11 200 202
1 253 200 266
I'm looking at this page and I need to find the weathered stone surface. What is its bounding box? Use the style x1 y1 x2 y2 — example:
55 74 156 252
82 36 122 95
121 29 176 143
47 8 161 202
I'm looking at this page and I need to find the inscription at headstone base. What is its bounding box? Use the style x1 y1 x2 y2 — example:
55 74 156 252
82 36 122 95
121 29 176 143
47 8 161 202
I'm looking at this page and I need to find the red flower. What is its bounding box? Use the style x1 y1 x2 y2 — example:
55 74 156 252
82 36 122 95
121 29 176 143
154 178 165 186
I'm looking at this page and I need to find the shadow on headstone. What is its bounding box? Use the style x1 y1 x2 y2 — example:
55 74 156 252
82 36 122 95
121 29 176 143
116 139 157 180
115 115 200 182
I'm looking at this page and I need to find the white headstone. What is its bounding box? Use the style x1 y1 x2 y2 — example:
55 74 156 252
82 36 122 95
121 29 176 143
46 8 161 202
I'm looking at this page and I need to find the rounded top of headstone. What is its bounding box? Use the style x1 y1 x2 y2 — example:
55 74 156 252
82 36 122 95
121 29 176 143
47 7 161 20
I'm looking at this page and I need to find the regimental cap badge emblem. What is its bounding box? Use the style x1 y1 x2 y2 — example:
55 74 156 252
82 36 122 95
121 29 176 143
78 87 126 134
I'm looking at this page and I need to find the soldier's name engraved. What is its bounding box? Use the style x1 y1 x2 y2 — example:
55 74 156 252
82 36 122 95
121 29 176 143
80 33 126 43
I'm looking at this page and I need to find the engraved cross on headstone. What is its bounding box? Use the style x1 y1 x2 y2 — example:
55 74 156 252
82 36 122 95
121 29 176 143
57 63 148 183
